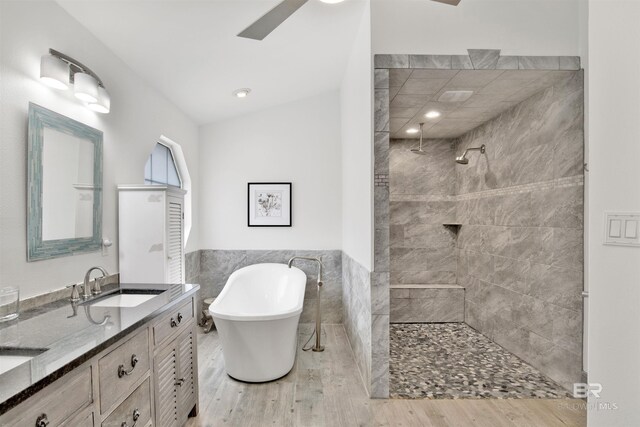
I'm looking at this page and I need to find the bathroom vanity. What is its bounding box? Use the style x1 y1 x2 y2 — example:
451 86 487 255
0 283 199 427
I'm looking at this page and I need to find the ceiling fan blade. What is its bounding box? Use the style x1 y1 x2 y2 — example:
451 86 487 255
431 0 461 5
238 0 309 41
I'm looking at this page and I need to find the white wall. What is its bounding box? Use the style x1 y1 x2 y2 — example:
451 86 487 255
340 4 373 271
586 1 640 425
371 0 582 56
0 0 200 299
198 92 342 250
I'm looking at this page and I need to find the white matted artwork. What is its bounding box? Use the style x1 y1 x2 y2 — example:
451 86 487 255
248 182 292 227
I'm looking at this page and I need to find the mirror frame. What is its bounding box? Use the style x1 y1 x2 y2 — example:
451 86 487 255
27 103 103 261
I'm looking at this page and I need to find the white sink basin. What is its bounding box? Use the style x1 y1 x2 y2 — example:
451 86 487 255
91 294 156 308
0 355 34 375
0 348 47 375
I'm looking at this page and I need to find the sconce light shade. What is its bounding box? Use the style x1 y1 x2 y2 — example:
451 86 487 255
41 49 111 114
74 72 99 103
40 55 69 90
88 86 111 114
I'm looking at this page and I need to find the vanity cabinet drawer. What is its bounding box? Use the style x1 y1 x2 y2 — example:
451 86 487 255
102 378 152 427
99 330 150 413
0 365 92 427
62 406 95 427
153 299 194 346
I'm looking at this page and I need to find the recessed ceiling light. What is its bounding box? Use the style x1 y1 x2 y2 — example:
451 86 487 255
406 128 420 134
233 88 251 98
319 0 345 3
425 110 441 119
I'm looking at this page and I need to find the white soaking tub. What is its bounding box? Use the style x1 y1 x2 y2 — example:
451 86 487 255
209 263 307 382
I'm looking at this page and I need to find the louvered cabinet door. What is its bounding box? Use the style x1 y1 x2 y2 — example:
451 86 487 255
154 342 179 427
176 327 197 423
166 196 184 284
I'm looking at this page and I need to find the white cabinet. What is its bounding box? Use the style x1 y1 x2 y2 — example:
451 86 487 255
118 185 186 284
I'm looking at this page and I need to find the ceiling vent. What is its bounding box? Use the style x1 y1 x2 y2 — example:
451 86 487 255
438 90 474 103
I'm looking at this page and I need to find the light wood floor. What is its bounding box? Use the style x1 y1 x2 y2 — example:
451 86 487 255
186 325 586 427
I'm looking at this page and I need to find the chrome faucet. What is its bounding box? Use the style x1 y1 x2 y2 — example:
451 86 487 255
83 266 109 299
288 256 324 352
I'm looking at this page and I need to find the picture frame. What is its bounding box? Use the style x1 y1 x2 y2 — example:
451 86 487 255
247 182 292 227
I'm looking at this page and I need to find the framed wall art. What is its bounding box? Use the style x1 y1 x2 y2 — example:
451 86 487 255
247 182 292 227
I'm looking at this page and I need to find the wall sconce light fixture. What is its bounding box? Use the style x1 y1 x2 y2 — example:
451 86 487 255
40 48 110 114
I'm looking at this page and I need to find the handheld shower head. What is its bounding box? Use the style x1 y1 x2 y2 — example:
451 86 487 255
456 144 486 165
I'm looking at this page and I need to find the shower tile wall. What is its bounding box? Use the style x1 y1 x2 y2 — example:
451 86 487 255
389 139 457 285
456 71 584 389
389 139 459 322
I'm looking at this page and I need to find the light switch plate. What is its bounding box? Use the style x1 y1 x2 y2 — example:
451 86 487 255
604 212 640 247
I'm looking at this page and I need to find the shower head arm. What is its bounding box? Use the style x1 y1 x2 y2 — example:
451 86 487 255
456 144 486 164
462 144 486 156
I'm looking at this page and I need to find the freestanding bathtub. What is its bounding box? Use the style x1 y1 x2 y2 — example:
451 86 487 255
209 263 307 382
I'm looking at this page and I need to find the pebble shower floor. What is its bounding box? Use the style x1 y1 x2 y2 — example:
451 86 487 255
390 323 573 399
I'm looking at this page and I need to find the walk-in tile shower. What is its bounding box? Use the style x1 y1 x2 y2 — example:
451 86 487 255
375 52 584 399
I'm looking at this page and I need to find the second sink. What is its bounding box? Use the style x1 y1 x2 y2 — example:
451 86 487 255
81 288 165 308
91 294 157 308
0 347 47 375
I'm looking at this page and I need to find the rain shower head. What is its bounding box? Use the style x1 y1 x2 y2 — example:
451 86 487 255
411 123 426 155
456 144 486 164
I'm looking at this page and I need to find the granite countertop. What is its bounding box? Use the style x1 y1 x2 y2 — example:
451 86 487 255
0 282 200 414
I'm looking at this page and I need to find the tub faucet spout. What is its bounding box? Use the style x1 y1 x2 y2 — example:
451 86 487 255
288 256 324 352
288 256 323 284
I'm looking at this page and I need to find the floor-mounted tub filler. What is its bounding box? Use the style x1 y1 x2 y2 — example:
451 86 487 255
209 263 307 382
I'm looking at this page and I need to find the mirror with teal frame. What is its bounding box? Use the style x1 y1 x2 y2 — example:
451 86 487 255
27 103 103 261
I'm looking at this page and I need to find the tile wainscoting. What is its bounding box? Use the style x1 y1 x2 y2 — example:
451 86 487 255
342 252 390 399
342 252 372 395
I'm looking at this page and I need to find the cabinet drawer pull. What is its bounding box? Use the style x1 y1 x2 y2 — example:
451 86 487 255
120 408 140 427
170 312 183 328
117 354 139 378
35 414 50 427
